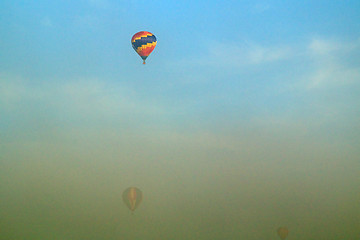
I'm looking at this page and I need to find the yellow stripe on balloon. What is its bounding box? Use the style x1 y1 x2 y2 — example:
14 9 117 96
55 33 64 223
132 34 153 42
136 41 157 52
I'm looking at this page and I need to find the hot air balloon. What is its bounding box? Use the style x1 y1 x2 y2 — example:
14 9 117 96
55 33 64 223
123 187 143 213
277 227 289 240
131 31 157 64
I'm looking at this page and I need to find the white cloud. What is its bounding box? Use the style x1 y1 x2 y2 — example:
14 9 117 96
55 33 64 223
0 74 28 109
305 38 360 89
309 39 339 55
73 15 99 28
41 17 53 27
308 38 359 56
0 75 167 118
196 37 360 89
59 79 166 116
185 37 359 77
247 44 292 64
170 37 360 94
179 41 293 69
88 0 110 9
252 3 270 14
307 62 360 89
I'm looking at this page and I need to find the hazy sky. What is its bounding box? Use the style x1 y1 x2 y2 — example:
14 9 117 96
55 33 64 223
1 1 360 239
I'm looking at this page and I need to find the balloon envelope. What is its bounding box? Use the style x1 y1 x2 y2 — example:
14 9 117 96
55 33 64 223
277 227 289 240
123 187 142 212
131 31 157 64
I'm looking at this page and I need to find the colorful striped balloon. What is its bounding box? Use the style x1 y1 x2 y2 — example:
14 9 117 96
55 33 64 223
131 31 157 64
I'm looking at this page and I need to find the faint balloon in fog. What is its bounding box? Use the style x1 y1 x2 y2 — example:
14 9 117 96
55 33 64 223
123 187 143 212
277 227 289 239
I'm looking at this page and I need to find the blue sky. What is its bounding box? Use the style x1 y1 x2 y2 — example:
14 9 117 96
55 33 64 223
1 0 359 143
1 1 360 239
